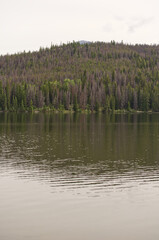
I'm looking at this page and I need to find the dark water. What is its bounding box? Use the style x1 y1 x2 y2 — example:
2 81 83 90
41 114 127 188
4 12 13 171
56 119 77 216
1 113 159 240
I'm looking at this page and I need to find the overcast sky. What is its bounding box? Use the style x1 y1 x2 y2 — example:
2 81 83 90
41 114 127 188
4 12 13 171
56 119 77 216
0 0 159 55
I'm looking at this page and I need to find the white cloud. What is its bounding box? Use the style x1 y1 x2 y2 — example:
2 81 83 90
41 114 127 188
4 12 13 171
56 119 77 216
103 24 112 33
0 0 159 54
128 17 154 33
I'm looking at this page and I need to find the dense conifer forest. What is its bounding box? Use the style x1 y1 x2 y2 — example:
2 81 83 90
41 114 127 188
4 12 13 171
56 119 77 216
1 41 159 112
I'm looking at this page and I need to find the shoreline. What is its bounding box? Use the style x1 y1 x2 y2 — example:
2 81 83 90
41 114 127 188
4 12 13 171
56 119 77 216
0 109 155 114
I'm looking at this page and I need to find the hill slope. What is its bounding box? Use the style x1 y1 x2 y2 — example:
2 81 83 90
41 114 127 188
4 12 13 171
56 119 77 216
0 41 159 111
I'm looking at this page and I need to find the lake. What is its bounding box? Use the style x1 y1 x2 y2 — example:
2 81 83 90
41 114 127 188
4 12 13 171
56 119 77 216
0 112 159 240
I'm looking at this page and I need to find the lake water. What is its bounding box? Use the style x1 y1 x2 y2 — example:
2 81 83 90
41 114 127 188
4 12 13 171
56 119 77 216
0 113 159 240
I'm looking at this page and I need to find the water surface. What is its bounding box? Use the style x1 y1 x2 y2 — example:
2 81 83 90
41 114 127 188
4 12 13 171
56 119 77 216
0 113 159 240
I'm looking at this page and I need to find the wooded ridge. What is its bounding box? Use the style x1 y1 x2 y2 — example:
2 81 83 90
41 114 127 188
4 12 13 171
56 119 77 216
0 41 159 112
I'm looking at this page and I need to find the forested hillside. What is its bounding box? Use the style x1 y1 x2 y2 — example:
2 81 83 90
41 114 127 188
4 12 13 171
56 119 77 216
1 41 159 112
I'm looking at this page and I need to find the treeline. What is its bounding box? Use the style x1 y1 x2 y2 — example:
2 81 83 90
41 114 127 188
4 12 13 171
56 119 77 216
1 41 159 112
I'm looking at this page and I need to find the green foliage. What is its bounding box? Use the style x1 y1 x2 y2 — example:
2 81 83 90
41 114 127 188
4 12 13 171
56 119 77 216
127 101 131 111
104 96 110 112
94 101 99 112
73 96 78 112
0 42 159 112
29 100 33 112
